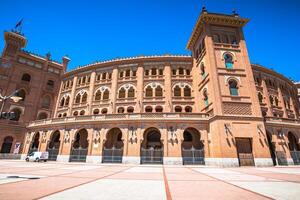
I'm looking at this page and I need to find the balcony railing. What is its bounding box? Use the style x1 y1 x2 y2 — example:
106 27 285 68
28 112 210 127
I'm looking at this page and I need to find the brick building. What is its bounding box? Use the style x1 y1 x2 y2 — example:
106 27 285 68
1 9 300 166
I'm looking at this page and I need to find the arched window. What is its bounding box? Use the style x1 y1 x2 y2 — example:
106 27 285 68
127 106 134 113
179 68 184 75
175 106 182 112
95 90 102 101
58 113 62 118
42 95 51 109
65 96 70 106
269 95 274 105
0 136 14 153
184 86 191 97
10 108 22 121
203 90 209 106
145 106 153 113
258 92 263 103
16 89 26 101
93 109 100 115
159 69 163 75
228 79 238 96
213 34 220 43
37 112 48 120
81 92 87 103
186 69 190 76
151 68 157 76
155 85 163 97
174 85 181 97
275 97 279 107
102 72 107 80
224 53 234 69
222 34 229 43
21 73 31 82
185 106 192 112
125 70 130 77
103 89 109 100
230 35 237 45
146 86 153 97
73 111 78 116
80 110 85 116
75 94 81 104
155 106 163 112
128 87 135 98
119 88 126 98
101 108 108 114
200 63 206 78
63 113 67 117
60 97 65 107
47 80 54 88
118 107 125 113
82 76 86 84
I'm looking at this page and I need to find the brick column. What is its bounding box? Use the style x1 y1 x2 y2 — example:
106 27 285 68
278 87 287 118
87 71 96 115
136 64 144 112
110 67 119 114
262 79 272 116
53 81 64 118
68 76 78 116
164 63 172 112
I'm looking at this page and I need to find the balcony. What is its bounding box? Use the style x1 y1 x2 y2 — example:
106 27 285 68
264 117 300 126
28 112 210 128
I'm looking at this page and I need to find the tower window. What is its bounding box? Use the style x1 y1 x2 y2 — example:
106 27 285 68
203 90 209 106
224 53 234 69
229 80 238 96
21 73 31 82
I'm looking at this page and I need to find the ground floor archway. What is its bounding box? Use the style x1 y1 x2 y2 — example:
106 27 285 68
181 128 205 165
47 130 61 161
102 128 124 163
288 132 300 165
0 136 13 153
266 131 277 166
28 132 40 154
69 129 88 162
141 127 163 164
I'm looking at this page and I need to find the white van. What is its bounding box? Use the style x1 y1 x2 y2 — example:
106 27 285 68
25 151 49 162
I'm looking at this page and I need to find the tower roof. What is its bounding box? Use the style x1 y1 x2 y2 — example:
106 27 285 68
186 9 249 50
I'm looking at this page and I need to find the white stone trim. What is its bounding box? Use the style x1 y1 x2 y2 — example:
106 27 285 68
287 158 294 165
20 154 27 160
122 156 140 164
163 157 182 165
254 158 274 167
86 156 102 164
205 158 239 167
56 155 70 162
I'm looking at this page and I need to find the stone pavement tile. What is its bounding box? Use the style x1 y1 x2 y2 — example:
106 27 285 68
193 168 278 182
22 169 73 176
125 166 163 173
107 172 163 180
258 167 300 174
60 165 103 170
0 176 93 200
61 170 116 178
168 180 269 200
41 179 166 200
229 181 300 200
230 168 300 183
164 168 214 181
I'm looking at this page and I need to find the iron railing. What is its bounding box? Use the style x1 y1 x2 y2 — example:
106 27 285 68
290 151 300 165
275 151 288 166
182 147 205 165
69 148 88 162
102 147 123 163
47 148 59 161
141 147 163 164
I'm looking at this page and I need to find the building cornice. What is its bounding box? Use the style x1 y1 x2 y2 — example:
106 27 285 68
186 12 249 50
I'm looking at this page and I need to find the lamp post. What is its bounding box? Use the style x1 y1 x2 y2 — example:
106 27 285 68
0 89 23 119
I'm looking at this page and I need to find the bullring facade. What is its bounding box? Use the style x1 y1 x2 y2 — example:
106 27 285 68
1 9 300 167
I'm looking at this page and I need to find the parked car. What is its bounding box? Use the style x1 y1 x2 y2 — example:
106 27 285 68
25 151 49 162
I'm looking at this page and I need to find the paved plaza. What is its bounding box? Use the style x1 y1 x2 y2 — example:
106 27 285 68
0 161 299 199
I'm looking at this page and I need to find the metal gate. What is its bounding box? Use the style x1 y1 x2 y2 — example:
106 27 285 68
290 151 300 165
47 148 59 161
236 138 255 166
141 147 163 164
182 147 205 165
275 151 288 165
102 147 123 163
69 148 88 162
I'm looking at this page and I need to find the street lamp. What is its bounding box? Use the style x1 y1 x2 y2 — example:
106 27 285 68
0 89 23 118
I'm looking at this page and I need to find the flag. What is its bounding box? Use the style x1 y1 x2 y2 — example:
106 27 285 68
15 19 23 29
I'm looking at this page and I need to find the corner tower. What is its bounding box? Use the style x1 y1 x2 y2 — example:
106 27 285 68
188 8 273 167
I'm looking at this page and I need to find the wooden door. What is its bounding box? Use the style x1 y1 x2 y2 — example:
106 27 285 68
236 138 255 166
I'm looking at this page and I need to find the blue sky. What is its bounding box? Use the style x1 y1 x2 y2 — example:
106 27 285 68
0 0 299 81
